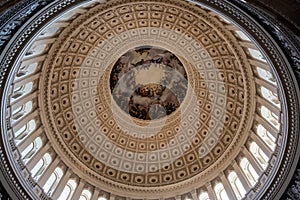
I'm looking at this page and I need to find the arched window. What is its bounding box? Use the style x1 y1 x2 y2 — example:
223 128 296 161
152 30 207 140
79 189 92 200
214 182 229 200
198 191 210 200
235 30 250 41
21 137 42 164
260 105 280 130
249 142 268 169
24 43 48 57
248 48 266 62
11 82 33 101
228 171 246 199
58 179 77 200
30 153 52 181
260 86 280 108
16 63 38 79
39 26 61 38
256 124 276 150
11 101 33 121
218 15 231 24
14 119 36 145
43 167 63 195
256 67 276 85
240 157 259 186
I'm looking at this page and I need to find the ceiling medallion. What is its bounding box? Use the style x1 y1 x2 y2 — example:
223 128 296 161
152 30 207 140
110 46 188 120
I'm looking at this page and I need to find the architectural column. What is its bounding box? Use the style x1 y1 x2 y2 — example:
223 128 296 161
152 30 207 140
190 189 198 199
239 41 256 49
51 169 72 199
21 55 46 65
109 194 116 200
91 188 100 200
231 161 251 191
33 38 57 45
206 183 217 200
220 172 237 200
249 59 269 71
37 157 60 186
225 24 237 30
52 22 70 28
96 0 107 3
72 179 86 199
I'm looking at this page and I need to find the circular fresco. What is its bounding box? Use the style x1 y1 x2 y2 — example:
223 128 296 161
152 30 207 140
110 46 188 120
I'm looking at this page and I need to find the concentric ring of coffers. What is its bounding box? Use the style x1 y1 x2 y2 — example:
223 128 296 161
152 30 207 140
42 0 254 193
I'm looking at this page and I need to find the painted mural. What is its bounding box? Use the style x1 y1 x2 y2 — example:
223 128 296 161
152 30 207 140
110 46 188 120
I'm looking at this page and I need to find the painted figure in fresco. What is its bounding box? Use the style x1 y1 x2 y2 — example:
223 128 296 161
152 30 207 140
110 46 188 120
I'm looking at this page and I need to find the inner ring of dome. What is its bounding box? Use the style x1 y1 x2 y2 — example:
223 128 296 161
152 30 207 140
110 46 188 120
